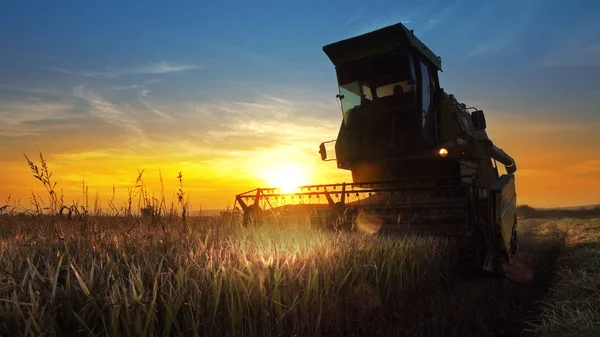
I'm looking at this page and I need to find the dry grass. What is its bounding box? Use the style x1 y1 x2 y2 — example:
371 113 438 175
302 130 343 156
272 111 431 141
0 152 595 336
530 218 600 336
0 214 456 336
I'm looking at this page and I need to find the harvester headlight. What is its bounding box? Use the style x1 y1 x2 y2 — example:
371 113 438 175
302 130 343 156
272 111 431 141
438 148 449 157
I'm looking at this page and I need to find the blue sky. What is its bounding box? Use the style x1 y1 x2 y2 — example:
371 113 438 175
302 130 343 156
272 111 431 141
1 0 600 207
2 0 599 112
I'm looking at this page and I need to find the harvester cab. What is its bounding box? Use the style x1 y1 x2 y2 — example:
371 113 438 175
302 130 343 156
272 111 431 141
235 22 519 275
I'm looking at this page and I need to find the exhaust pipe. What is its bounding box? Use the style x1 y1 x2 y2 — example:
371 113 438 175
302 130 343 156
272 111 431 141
491 145 517 174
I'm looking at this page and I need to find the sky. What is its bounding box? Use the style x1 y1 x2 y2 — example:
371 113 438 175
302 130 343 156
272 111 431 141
1 0 599 211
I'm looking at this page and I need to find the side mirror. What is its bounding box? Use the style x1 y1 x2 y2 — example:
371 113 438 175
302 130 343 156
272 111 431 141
319 140 337 161
319 143 327 161
471 110 487 130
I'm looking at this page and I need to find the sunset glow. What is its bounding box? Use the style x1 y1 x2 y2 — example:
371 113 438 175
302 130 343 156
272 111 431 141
259 162 311 194
1 1 599 210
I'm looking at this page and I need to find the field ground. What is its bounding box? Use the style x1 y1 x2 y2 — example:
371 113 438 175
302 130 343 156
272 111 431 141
528 215 600 336
0 208 598 336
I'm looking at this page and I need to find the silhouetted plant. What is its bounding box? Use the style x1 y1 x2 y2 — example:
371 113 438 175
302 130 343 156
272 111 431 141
24 151 64 214
140 204 156 217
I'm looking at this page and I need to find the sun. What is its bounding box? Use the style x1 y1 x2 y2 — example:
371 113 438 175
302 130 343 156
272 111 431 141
261 162 310 193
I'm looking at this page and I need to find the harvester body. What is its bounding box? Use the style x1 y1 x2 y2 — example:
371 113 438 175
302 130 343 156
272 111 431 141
234 23 518 273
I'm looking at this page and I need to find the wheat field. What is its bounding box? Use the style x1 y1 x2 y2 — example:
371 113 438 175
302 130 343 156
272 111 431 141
0 153 598 336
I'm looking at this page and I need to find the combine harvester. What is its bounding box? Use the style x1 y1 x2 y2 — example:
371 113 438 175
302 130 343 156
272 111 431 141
234 22 518 274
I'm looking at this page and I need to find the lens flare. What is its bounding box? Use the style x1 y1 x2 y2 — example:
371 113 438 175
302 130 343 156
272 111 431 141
355 211 383 234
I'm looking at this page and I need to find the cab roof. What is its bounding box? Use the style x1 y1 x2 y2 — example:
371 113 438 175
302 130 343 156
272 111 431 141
323 22 442 71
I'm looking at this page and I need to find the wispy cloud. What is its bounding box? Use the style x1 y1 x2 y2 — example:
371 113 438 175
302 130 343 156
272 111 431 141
72 86 145 140
113 84 141 90
188 96 339 148
344 4 448 43
49 61 201 79
127 61 202 75
260 94 291 105
0 84 68 98
539 41 600 67
48 67 118 78
345 16 359 26
139 89 172 119
112 79 162 91
459 0 544 58
465 33 515 57
0 100 73 128
0 100 109 160
463 15 523 58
